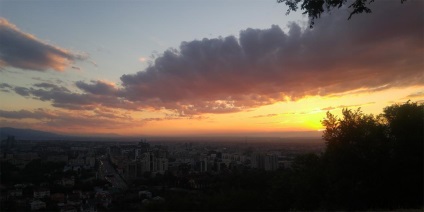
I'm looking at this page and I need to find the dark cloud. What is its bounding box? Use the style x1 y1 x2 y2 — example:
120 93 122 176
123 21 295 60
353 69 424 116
0 18 87 72
33 82 70 92
0 109 54 119
0 83 12 92
0 108 136 131
6 1 424 115
75 80 119 96
13 87 30 96
0 83 12 89
115 0 423 114
11 82 139 111
31 77 65 85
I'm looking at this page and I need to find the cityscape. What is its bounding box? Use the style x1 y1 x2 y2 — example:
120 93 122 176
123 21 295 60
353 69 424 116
0 0 423 211
1 133 324 211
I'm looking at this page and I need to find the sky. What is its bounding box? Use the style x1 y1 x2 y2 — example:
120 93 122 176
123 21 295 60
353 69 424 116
0 0 423 137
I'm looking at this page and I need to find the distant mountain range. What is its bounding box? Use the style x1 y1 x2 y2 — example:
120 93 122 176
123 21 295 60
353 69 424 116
0 127 66 140
0 127 321 141
0 127 124 141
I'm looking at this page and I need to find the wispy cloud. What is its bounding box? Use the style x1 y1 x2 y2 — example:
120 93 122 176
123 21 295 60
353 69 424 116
0 18 88 72
0 83 12 92
71 66 82 71
403 91 424 99
0 108 136 131
251 113 279 118
321 102 375 111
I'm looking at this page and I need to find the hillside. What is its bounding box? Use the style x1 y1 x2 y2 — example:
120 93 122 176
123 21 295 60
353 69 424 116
0 127 65 140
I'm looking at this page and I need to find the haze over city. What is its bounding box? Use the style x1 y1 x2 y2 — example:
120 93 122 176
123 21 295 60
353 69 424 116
1 1 423 211
0 0 422 137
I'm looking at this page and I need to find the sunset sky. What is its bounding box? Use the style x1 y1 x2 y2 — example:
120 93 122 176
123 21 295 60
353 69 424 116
0 0 423 137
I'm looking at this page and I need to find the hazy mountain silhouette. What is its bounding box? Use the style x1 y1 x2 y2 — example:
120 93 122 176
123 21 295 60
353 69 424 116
0 127 65 140
0 127 123 141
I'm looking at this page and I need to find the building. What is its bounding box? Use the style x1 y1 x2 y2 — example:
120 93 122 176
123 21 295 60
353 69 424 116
195 158 208 173
33 188 50 199
46 155 68 163
30 200 46 210
95 191 112 208
123 149 169 180
7 189 23 199
251 153 279 171
61 177 75 187
85 156 96 168
155 157 168 174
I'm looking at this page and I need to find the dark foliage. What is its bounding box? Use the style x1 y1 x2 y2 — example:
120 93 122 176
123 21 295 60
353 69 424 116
0 159 66 185
156 101 422 210
277 0 407 27
317 101 423 209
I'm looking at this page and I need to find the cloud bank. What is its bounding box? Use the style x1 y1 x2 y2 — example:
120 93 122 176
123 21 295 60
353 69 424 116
0 18 87 71
118 0 423 114
4 0 424 116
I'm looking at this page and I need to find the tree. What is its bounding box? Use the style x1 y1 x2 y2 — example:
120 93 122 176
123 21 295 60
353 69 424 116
290 153 326 209
383 101 423 145
320 108 390 209
321 108 388 155
319 101 423 209
278 0 407 27
382 101 423 207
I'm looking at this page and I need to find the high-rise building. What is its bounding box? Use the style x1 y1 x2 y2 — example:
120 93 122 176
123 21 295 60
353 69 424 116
251 153 278 171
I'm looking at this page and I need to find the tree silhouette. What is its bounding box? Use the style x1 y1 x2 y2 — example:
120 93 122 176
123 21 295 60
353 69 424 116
320 108 390 209
277 0 407 27
383 101 423 207
319 101 423 209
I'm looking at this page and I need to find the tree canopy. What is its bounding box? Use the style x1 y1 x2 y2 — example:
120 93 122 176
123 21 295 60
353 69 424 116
318 101 423 209
278 0 407 27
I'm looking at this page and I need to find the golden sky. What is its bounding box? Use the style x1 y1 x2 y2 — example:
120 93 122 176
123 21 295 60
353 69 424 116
0 1 423 137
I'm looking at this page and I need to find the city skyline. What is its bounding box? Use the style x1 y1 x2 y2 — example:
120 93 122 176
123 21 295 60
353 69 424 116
0 0 423 137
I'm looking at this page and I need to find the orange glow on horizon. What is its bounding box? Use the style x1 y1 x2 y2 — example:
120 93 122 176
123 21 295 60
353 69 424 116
0 85 422 137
